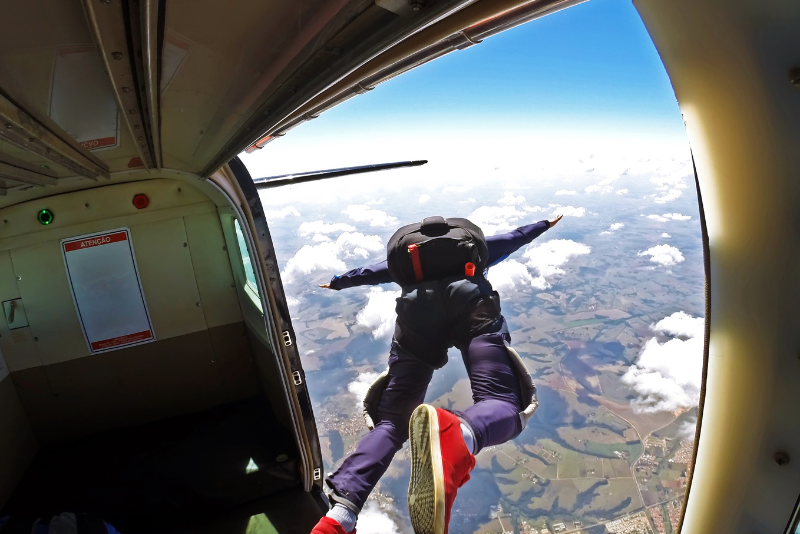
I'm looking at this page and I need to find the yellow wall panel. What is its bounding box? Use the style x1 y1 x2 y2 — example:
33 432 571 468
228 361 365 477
184 212 242 328
0 251 40 371
130 218 207 340
12 242 88 365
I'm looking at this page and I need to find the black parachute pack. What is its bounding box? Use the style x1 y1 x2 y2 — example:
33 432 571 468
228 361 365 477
386 216 489 286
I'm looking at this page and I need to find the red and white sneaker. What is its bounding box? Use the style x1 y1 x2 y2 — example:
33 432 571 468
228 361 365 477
310 517 355 534
407 405 475 534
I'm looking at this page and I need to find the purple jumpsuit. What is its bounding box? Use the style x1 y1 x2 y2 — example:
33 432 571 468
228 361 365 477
324 221 550 512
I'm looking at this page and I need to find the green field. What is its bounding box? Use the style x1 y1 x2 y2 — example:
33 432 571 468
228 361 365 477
559 450 580 479
584 440 643 464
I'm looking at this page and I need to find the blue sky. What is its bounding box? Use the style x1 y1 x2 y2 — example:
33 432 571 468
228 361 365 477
244 0 689 176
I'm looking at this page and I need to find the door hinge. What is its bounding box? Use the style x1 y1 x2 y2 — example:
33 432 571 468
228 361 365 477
282 330 292 346
292 371 302 385
314 468 322 480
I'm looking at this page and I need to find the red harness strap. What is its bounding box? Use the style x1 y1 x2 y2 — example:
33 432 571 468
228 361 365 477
408 244 423 282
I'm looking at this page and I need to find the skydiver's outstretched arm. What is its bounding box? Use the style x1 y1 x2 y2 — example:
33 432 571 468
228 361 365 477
486 215 562 267
320 260 393 290
320 215 563 289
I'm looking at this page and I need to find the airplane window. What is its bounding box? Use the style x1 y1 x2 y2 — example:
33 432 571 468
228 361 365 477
242 0 703 532
234 219 259 292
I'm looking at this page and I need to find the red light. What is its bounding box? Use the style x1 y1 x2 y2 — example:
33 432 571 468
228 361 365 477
465 262 476 276
133 194 149 209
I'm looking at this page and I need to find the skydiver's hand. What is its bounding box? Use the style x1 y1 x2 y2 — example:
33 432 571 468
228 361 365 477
548 214 563 227
319 283 331 289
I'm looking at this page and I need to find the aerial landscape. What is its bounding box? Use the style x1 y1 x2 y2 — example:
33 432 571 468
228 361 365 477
247 144 705 534
239 1 702 531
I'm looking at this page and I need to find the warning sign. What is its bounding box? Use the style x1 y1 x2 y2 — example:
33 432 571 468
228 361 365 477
62 229 155 354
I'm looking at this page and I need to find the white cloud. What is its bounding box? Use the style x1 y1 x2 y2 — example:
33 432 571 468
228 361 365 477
356 501 402 534
442 185 471 193
646 213 689 223
367 198 385 205
418 194 431 204
622 312 704 413
523 239 591 287
616 189 629 195
638 244 684 267
487 259 547 293
524 205 545 213
282 232 383 283
662 233 671 238
265 206 300 219
459 197 477 204
653 189 683 204
550 205 586 218
650 174 689 189
555 189 577 196
467 205 527 236
600 222 624 236
498 191 526 205
584 184 613 194
677 418 697 440
342 205 399 227
298 220 356 236
652 311 704 339
356 287 400 339
312 234 331 242
348 371 380 413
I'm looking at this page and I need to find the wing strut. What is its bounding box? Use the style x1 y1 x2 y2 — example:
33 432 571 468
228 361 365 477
252 159 427 190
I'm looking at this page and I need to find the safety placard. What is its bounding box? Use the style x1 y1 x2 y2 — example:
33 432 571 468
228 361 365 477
62 229 155 354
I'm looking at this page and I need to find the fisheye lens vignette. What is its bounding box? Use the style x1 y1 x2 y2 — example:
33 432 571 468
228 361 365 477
242 1 702 533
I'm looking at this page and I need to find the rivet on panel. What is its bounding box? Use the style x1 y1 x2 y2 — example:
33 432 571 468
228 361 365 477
112 52 123 60
85 203 89 208
4 124 11 129
195 302 200 307
16 275 21 281
222 245 227 251
183 242 188 247
177 188 182 192
28 137 35 142
138 136 143 140
34 337 38 341
774 451 790 466
129 109 136 114
121 86 130 93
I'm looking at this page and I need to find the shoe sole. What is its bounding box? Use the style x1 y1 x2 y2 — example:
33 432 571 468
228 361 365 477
408 404 445 534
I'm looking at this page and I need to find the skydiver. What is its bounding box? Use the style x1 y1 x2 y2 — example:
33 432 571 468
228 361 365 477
310 213 563 534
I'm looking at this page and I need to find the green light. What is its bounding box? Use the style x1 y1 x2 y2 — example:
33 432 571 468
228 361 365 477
37 209 54 225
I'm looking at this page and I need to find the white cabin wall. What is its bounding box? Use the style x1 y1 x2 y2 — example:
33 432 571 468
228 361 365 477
0 178 260 441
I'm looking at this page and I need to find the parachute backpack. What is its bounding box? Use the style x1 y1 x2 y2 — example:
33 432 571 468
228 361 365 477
387 216 489 285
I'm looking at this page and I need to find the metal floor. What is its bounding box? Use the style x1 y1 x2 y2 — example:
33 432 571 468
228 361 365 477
2 396 324 533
